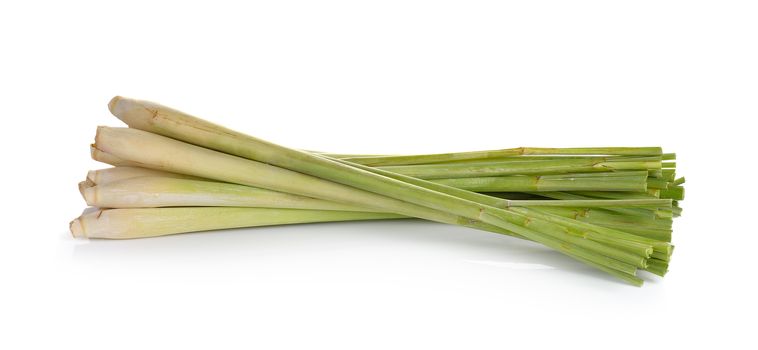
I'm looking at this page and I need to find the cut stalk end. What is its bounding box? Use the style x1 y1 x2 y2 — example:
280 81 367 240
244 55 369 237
78 179 95 198
69 217 86 238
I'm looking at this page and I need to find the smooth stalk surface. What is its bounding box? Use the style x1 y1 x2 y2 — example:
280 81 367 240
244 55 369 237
70 207 404 239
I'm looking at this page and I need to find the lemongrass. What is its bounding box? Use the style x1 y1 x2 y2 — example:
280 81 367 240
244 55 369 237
106 97 660 280
660 186 685 200
83 176 381 212
644 258 669 277
87 166 201 185
70 207 404 239
87 171 669 210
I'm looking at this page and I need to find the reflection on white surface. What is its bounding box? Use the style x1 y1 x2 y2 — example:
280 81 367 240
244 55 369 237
464 260 555 270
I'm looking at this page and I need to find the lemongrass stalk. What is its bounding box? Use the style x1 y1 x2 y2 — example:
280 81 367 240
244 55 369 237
536 207 673 228
662 153 676 161
644 258 669 277
107 98 650 279
314 152 390 158
83 176 382 212
534 170 652 177
545 194 672 220
571 222 671 241
70 207 404 239
506 199 671 209
569 191 660 199
538 212 673 241
571 255 643 286
337 147 663 166
533 192 656 218
87 166 201 185
604 156 662 163
361 154 660 166
645 178 670 190
659 186 685 200
91 166 651 193
89 171 670 210
662 162 676 168
377 159 660 179
432 173 647 192
672 177 686 186
530 192 672 220
650 250 672 262
482 192 546 200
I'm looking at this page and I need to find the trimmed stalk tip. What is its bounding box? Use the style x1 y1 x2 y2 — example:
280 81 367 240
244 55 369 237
69 218 85 238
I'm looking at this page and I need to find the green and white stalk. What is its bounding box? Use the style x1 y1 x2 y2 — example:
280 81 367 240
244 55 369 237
70 207 404 239
89 167 672 210
82 176 381 212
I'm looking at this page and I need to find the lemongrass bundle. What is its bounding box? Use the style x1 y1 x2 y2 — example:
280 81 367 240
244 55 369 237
68 96 686 286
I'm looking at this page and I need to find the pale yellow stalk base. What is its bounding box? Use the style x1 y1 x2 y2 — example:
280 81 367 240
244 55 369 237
87 166 201 185
83 176 382 212
70 207 403 239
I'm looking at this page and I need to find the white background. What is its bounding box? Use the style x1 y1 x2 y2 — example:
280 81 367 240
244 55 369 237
1 1 756 349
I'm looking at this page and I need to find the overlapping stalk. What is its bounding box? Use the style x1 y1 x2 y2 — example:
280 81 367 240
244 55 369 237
69 96 685 286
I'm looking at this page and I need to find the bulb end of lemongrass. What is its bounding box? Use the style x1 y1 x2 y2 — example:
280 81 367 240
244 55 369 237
69 218 86 238
82 186 97 207
108 96 123 114
90 138 133 166
86 169 98 184
78 180 95 199
108 96 156 130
